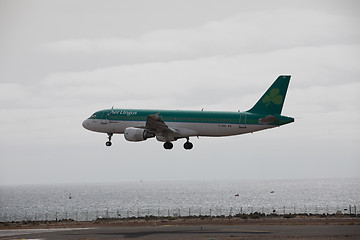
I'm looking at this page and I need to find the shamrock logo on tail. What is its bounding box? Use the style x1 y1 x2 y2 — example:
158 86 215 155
262 88 283 107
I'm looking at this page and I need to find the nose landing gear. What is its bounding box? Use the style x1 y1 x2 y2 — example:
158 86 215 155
106 133 113 146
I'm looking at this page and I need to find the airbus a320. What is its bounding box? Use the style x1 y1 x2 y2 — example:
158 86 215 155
82 75 294 150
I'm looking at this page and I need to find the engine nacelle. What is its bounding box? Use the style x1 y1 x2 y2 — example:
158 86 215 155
124 127 155 142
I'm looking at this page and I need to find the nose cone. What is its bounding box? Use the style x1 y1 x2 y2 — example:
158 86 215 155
82 119 90 130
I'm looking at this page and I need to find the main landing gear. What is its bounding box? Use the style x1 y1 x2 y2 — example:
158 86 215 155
163 141 173 150
105 133 113 146
184 140 193 150
163 138 193 150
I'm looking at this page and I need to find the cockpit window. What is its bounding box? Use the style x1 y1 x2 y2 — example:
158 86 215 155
90 114 96 119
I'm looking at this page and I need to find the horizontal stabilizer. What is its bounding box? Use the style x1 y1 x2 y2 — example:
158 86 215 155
258 115 278 124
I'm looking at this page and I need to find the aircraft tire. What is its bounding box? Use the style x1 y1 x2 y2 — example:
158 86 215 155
184 142 193 150
106 141 112 146
164 141 173 150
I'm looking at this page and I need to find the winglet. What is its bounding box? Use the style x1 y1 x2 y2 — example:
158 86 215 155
247 75 291 115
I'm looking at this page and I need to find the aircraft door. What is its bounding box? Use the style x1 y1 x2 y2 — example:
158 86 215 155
101 111 109 124
239 113 247 128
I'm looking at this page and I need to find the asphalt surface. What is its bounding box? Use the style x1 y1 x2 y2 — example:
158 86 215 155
1 224 360 239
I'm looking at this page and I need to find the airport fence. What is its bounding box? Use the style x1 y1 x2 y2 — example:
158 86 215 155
1 204 358 222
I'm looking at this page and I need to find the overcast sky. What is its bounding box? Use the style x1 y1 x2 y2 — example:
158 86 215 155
0 0 359 185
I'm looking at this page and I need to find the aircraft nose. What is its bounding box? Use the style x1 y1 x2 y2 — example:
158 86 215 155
82 119 90 130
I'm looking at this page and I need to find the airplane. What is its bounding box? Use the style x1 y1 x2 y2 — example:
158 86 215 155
82 75 294 150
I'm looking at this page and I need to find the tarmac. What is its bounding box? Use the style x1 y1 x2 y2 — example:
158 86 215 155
1 224 360 239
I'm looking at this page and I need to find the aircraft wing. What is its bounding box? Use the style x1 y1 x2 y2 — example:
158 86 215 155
146 113 168 132
144 113 198 141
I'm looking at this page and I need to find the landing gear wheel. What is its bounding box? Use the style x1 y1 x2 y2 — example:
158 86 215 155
163 141 173 150
105 133 113 147
184 141 193 150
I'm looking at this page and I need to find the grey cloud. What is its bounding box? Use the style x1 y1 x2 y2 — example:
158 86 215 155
1 0 359 185
43 9 360 59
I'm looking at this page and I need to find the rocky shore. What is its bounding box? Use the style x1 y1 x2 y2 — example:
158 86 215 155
1 213 359 229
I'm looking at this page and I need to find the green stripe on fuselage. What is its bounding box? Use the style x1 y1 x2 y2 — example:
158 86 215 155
89 109 294 126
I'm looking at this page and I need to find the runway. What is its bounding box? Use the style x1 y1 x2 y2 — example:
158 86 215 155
1 224 360 239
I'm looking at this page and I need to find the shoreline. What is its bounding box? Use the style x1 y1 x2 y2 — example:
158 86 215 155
1 214 359 230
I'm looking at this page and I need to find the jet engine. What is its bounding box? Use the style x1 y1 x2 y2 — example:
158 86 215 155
124 127 155 142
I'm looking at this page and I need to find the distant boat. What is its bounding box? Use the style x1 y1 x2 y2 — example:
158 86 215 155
270 191 274 193
69 193 72 199
234 194 239 197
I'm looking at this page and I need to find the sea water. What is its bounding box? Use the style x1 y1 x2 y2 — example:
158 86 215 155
0 178 359 221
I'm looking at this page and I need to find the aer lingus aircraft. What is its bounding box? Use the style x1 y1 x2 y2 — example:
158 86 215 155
82 75 294 150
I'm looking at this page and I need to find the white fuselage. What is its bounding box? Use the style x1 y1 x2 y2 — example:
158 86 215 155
82 118 275 138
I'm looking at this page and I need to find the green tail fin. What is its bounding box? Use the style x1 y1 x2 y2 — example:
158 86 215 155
247 75 291 115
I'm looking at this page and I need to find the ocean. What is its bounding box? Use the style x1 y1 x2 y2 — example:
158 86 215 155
1 178 359 222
